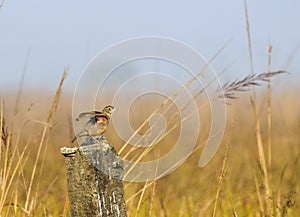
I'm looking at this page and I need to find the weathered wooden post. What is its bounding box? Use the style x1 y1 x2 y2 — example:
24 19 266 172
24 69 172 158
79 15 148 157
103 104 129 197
61 136 127 217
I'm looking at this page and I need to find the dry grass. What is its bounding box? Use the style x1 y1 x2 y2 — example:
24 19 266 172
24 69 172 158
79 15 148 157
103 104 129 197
0 6 299 216
218 71 287 100
2 57 300 217
244 0 273 215
0 46 299 217
0 69 68 216
0 82 299 216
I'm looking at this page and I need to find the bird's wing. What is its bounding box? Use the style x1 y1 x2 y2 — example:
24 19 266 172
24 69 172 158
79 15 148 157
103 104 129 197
76 111 103 121
71 118 94 143
83 117 97 127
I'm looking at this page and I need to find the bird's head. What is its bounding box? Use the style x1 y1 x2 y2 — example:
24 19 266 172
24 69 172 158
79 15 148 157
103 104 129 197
102 105 116 117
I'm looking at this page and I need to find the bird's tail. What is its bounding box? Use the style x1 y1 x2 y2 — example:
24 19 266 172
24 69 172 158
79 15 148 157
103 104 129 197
71 136 77 143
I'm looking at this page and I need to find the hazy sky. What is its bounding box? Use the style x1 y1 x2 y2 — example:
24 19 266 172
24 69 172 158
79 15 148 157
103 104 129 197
0 0 299 92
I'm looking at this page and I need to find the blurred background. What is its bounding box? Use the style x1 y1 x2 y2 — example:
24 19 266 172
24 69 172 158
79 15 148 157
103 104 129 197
0 0 299 92
0 1 299 216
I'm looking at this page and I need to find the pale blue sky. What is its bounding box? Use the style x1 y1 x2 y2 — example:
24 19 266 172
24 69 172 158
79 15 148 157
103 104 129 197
0 0 299 92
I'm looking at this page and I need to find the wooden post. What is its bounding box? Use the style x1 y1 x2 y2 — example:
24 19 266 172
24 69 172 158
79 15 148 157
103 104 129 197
61 137 127 217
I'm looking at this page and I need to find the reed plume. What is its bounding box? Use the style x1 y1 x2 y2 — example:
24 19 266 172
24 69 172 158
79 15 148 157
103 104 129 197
217 71 287 100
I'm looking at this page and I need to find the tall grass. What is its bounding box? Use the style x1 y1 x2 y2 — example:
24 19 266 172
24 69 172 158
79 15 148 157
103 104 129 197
0 75 298 216
0 11 298 217
243 1 298 216
121 2 296 216
0 69 67 216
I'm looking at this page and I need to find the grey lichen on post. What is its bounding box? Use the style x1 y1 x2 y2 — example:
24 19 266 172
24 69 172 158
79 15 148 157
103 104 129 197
61 136 127 217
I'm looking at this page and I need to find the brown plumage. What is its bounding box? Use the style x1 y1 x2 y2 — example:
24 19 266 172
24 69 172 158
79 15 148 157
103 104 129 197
71 105 116 143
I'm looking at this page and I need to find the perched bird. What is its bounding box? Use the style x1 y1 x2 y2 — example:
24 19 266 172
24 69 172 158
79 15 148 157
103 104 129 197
71 105 116 143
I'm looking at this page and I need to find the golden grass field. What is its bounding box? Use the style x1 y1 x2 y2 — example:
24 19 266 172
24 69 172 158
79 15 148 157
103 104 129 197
0 70 299 217
1 1 299 216
1 0 300 215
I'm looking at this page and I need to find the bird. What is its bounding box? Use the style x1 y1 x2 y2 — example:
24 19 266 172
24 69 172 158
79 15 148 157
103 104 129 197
71 105 116 143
